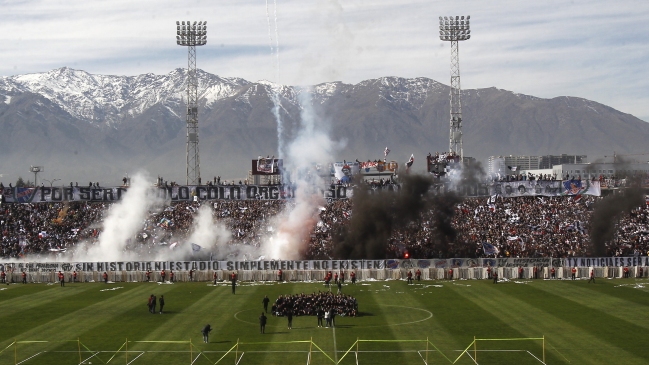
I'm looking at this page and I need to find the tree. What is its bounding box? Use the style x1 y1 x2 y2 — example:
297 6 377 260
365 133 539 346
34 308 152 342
16 177 25 187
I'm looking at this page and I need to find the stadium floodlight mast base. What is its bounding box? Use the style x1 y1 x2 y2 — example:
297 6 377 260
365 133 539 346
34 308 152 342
176 20 207 185
439 15 470 161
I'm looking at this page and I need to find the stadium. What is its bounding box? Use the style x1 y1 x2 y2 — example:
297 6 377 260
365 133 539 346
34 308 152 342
2 2 649 365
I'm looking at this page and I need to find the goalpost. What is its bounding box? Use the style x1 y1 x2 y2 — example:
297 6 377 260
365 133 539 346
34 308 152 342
1 336 550 364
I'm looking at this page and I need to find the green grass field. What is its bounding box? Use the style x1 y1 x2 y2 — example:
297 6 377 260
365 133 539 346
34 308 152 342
1 277 648 364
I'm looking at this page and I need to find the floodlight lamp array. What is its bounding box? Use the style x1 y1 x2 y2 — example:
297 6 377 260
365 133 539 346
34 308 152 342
438 15 470 41
176 20 207 46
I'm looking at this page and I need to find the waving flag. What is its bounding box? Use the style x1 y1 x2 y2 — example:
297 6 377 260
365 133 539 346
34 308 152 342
482 242 499 255
406 154 414 172
384 147 390 157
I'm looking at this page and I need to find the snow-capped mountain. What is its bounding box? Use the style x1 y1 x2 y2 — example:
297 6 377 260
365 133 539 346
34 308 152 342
0 67 249 125
0 67 648 185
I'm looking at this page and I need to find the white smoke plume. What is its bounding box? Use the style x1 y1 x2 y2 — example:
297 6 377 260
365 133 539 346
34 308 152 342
182 205 231 258
262 88 344 259
75 172 162 261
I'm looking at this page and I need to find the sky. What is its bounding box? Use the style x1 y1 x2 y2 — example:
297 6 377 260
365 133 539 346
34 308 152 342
0 0 648 122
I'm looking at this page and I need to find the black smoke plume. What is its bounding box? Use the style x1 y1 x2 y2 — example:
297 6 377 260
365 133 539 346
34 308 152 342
589 178 645 256
332 174 463 259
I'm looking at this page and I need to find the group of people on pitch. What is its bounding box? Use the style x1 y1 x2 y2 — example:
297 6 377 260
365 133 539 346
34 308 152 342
147 294 165 314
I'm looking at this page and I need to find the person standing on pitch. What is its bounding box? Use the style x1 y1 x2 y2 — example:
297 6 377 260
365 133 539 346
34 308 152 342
416 269 421 282
287 309 293 329
152 295 157 314
148 294 154 313
231 272 237 294
73 271 77 283
103 271 108 283
22 270 27 284
317 307 324 327
259 312 267 334
350 271 356 284
202 324 212 343
213 271 217 285
262 295 270 313
588 269 596 283
337 279 343 294
58 271 65 287
493 270 498 284
159 295 165 314
407 271 413 284
571 267 577 280
0 269 5 284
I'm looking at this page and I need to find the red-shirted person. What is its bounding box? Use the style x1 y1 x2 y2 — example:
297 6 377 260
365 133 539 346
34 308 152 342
571 267 577 280
533 266 538 279
518 266 524 279
588 269 595 283
550 267 556 279
334 272 339 284
486 266 492 280
58 271 64 287
448 268 453 280
170 270 175 282
231 272 237 294
340 271 345 283
639 267 644 278
22 270 27 284
277 269 283 282
1 270 5 283
161 270 166 282
623 266 630 278
73 271 77 283
213 271 218 285
103 271 108 283
145 270 151 282
416 269 421 281
350 271 356 284
406 271 413 284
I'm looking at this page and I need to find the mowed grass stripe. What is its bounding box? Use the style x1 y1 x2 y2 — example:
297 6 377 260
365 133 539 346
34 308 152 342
535 280 649 330
0 283 116 344
461 280 646 364
0 283 94 320
403 281 481 362
513 281 649 363
0 284 159 353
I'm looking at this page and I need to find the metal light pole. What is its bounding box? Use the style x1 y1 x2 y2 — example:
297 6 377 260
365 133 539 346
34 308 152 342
176 20 207 185
439 15 470 160
29 166 44 187
43 178 61 187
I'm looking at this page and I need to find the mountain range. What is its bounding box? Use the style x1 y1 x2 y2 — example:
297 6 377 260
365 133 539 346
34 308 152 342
1 67 648 185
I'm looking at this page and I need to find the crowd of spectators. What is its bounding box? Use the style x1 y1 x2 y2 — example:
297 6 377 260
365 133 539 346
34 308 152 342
271 291 358 317
1 190 648 260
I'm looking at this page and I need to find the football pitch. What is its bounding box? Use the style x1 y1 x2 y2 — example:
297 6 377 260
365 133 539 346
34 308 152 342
1 277 648 364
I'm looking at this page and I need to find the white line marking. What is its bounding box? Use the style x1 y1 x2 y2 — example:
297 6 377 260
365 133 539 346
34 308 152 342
78 351 100 365
16 351 43 365
126 351 145 365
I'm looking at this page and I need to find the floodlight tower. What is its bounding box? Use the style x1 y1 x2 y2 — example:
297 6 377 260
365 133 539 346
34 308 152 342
439 15 470 160
176 20 207 185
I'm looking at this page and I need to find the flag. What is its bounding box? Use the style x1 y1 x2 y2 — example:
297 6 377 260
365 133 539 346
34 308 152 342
191 243 202 252
169 242 178 250
406 154 414 171
384 147 390 157
573 194 582 203
507 166 518 171
482 242 499 255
